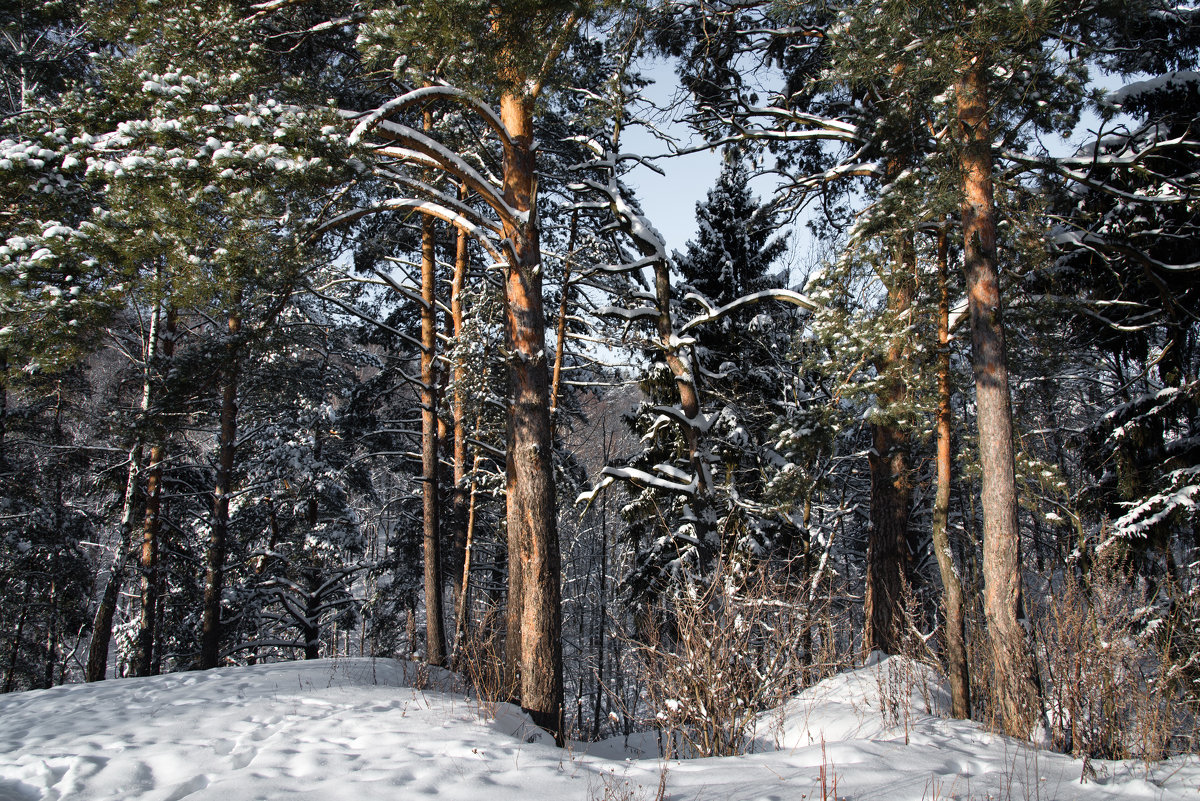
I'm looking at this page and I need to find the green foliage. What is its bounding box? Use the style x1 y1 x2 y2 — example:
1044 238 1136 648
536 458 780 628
356 0 590 92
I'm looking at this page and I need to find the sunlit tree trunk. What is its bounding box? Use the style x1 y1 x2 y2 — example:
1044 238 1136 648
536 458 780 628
931 229 970 719
499 89 563 742
449 189 471 621
956 60 1039 737
87 290 164 681
421 160 446 666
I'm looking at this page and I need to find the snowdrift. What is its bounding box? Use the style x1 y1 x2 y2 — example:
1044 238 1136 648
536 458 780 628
0 656 1195 800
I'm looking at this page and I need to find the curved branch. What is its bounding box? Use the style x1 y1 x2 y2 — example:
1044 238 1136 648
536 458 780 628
317 197 506 265
346 85 511 149
679 288 817 334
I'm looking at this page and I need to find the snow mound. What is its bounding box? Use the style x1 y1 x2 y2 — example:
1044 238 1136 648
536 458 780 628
760 653 952 749
1 656 1197 801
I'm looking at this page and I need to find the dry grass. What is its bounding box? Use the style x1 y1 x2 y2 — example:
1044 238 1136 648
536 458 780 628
1033 547 1198 760
633 561 855 758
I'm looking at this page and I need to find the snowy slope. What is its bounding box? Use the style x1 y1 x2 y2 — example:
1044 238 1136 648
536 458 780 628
0 657 1196 801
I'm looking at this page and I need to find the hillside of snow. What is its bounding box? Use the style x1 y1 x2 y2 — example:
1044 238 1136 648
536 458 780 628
1 657 1196 801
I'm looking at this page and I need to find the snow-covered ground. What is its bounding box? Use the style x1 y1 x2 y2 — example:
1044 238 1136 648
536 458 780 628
1 656 1196 801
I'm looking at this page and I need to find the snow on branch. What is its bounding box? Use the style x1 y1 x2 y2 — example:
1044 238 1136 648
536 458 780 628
679 288 817 334
374 168 502 237
1109 465 1200 542
346 85 510 150
364 121 514 223
649 404 712 434
595 304 659 321
317 197 505 265
599 464 699 496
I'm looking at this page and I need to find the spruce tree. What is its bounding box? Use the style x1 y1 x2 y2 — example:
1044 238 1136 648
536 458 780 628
676 149 791 562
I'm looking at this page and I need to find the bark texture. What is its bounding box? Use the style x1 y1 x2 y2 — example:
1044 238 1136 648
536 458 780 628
956 61 1039 738
931 230 970 719
449 196 470 617
864 422 911 654
499 90 563 743
87 295 164 681
864 240 914 656
134 307 175 677
421 197 446 667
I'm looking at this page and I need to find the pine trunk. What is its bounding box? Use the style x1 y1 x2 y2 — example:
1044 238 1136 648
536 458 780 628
201 312 241 670
865 423 911 654
134 307 175 677
864 240 914 656
132 441 165 676
931 229 971 719
421 193 446 668
85 440 142 682
87 294 165 681
652 249 712 563
449 197 470 618
956 61 1039 738
499 90 563 743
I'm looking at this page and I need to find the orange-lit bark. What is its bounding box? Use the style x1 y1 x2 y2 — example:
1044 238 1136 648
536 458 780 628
930 230 970 719
133 306 176 677
956 60 1039 737
449 184 470 618
499 90 563 742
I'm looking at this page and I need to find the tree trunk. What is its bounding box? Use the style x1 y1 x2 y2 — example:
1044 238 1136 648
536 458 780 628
550 209 578 435
865 422 911 654
931 228 971 719
85 442 142 682
41 581 58 689
956 60 1039 738
304 569 321 660
864 238 915 656
201 312 241 670
132 441 165 677
421 179 446 668
448 191 471 620
134 307 175 677
499 90 563 743
87 294 166 682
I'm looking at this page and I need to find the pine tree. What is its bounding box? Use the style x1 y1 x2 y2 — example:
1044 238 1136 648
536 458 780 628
332 0 615 741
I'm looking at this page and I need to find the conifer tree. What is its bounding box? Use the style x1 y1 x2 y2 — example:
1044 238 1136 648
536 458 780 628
337 0 598 740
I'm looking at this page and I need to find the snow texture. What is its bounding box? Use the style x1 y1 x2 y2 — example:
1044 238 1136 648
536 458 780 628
0 657 1196 800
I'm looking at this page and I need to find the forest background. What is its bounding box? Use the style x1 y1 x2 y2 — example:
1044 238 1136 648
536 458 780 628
1 0 1198 761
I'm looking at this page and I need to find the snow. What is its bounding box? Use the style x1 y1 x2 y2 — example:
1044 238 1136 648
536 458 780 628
1 657 1197 801
1107 71 1200 106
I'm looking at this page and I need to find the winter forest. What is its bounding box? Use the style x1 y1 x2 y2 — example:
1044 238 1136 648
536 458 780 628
2 0 1199 768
